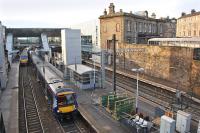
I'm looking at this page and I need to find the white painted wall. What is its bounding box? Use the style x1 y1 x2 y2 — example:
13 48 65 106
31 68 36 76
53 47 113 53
41 33 50 51
0 23 8 89
6 33 13 64
71 19 100 48
61 29 81 66
160 115 175 133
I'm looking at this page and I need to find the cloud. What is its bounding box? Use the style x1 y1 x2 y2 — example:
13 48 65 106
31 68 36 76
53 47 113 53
0 0 199 27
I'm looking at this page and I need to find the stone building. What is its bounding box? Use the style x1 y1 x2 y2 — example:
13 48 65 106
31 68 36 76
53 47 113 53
176 9 200 37
99 3 176 49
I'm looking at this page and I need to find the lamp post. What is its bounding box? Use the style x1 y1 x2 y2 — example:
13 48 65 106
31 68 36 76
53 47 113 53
90 57 96 89
131 68 144 113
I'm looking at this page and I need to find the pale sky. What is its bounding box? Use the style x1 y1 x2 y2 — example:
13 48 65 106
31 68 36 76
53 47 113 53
0 0 199 28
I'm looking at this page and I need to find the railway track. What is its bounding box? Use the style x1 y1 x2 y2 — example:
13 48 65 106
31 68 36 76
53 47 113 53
19 65 64 133
19 66 44 133
29 62 96 133
29 65 65 133
106 72 200 123
60 113 90 133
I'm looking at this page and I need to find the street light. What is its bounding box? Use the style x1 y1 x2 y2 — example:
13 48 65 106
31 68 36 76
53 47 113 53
131 68 144 113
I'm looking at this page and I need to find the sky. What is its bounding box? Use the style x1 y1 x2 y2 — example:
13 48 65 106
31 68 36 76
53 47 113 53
0 0 199 28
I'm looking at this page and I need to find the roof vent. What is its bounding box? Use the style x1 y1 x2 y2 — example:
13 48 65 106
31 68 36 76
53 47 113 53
191 9 196 14
104 8 107 15
109 3 115 14
151 13 156 19
181 12 186 16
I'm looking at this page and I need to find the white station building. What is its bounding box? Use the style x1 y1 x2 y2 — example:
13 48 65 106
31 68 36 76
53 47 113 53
61 29 99 89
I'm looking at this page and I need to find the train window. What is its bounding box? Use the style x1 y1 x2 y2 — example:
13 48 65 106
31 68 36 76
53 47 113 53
193 48 200 60
20 56 27 59
52 80 62 83
58 94 75 106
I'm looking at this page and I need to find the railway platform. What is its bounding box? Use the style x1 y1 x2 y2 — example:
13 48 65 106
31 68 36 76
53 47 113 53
32 54 132 133
75 88 132 133
0 62 19 133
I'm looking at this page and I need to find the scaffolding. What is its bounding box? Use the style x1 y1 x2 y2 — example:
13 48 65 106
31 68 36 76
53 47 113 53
101 93 135 120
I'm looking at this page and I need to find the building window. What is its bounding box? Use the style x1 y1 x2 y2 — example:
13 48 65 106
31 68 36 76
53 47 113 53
152 24 154 33
183 31 185 36
188 31 191 36
133 22 136 32
127 20 131 32
149 24 152 33
183 25 185 30
160 24 163 33
194 30 196 36
106 40 113 50
116 23 120 32
144 23 147 32
193 48 200 60
139 23 142 32
127 37 131 43
103 25 107 33
136 22 138 32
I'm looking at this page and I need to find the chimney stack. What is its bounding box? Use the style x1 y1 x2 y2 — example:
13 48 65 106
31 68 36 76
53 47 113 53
151 13 156 19
191 9 196 14
181 12 186 16
104 9 107 15
109 3 115 14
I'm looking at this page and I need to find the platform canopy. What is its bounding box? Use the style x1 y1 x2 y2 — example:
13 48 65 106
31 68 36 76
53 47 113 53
6 28 63 37
148 37 200 48
67 64 96 75
148 37 200 42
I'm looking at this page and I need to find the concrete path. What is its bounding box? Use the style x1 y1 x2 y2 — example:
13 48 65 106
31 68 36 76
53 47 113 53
0 62 19 133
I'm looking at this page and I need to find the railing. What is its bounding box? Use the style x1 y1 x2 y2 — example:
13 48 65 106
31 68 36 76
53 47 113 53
0 113 6 133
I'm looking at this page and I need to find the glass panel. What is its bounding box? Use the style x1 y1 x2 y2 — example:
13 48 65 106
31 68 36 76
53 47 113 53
58 94 75 107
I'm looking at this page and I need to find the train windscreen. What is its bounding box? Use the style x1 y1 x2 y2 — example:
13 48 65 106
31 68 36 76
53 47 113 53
57 94 75 107
20 56 27 59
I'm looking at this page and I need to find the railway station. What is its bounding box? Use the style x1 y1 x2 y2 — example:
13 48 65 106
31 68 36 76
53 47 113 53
1 2 200 133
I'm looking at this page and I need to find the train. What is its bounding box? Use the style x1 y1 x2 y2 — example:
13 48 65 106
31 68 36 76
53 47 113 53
20 49 29 66
47 79 78 119
30 52 78 119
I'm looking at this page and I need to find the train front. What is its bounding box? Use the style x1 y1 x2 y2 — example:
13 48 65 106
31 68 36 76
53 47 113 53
55 90 78 117
20 55 28 65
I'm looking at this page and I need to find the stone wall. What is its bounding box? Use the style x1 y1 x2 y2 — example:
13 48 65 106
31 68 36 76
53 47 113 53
117 43 200 96
191 60 200 97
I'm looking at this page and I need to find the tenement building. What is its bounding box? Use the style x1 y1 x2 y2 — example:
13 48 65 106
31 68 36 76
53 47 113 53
176 9 200 37
99 3 176 49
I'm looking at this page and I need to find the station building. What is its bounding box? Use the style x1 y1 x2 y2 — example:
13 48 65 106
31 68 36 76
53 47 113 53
99 3 176 49
176 9 200 37
67 64 99 89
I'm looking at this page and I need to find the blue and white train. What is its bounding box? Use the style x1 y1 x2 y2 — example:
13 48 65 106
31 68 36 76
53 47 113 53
31 53 78 119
